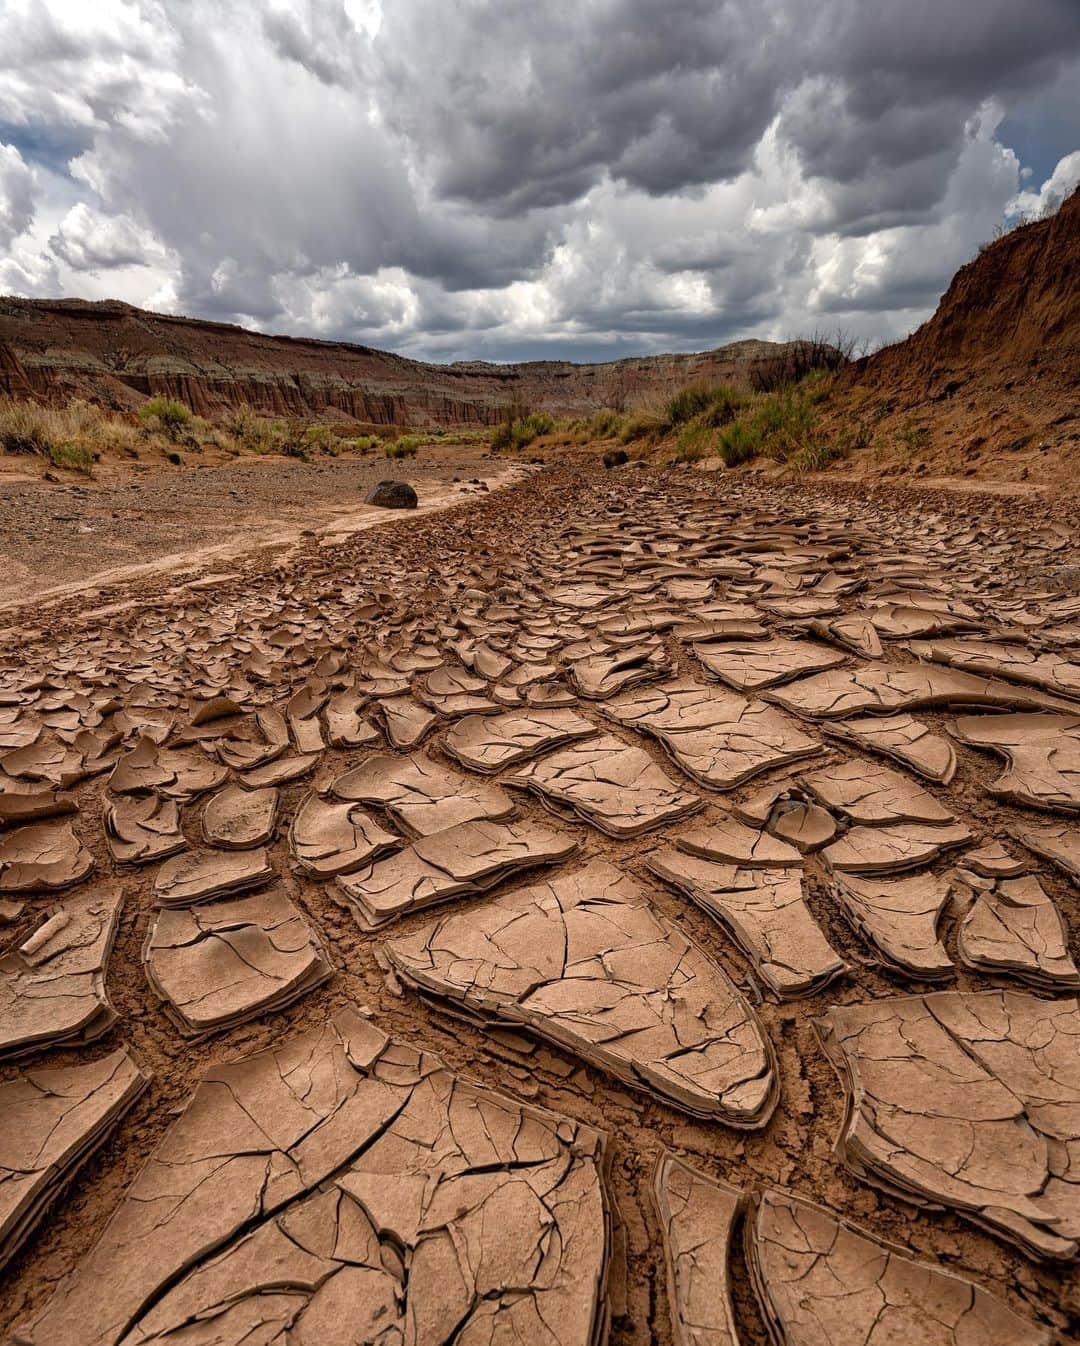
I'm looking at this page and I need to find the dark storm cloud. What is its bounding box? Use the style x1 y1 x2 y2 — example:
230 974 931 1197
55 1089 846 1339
374 0 1080 219
374 0 791 211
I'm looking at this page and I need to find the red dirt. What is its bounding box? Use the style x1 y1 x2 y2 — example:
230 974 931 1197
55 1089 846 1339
825 186 1079 485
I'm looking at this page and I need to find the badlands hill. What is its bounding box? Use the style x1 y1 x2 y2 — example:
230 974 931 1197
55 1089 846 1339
0 296 803 429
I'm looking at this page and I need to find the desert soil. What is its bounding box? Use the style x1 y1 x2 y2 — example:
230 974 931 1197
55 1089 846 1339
0 446 506 606
1 462 1079 1345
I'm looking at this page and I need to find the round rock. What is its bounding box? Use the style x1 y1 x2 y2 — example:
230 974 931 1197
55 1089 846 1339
367 480 418 509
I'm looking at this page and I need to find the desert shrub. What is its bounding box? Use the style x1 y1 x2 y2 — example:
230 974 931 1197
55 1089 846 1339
587 407 625 439
491 412 553 451
787 441 843 473
619 409 664 443
165 413 217 454
302 424 335 453
139 396 191 437
0 397 149 471
226 414 290 455
674 421 715 463
301 424 372 457
384 436 421 459
786 418 869 473
714 419 762 467
224 408 271 447
49 442 96 473
196 419 232 452
564 416 595 446
655 382 750 441
670 385 755 464
0 399 54 456
701 384 825 467
223 408 255 437
663 383 716 427
698 384 747 427
758 388 818 459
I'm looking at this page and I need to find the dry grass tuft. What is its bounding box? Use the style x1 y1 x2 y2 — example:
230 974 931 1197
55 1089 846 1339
0 396 430 474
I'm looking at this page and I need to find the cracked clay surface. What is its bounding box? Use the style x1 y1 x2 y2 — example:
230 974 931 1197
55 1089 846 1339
2 467 1079 1345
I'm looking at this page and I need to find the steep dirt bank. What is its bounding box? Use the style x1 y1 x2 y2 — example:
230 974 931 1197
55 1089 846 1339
825 186 1079 481
0 297 801 428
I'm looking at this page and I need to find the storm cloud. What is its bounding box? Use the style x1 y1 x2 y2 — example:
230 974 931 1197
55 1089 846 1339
1 0 1078 360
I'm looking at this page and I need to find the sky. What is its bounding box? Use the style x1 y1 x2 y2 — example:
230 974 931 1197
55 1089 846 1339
1 1 1078 365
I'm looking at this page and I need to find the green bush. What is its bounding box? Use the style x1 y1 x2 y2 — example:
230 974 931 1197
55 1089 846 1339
715 419 762 467
587 408 624 439
662 383 716 427
620 411 664 443
49 442 95 474
302 424 335 452
674 421 715 463
697 385 823 467
491 412 553 451
139 397 191 438
696 385 746 427
657 382 749 440
786 442 834 473
384 436 421 459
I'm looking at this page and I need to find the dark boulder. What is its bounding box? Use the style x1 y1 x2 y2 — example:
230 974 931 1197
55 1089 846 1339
367 479 417 509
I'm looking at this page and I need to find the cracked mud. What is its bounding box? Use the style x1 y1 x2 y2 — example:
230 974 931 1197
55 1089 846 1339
2 466 1079 1345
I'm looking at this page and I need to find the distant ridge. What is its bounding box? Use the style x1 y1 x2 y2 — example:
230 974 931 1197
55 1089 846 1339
0 296 804 428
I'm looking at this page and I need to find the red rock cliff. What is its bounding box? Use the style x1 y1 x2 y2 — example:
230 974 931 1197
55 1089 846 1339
0 297 804 428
